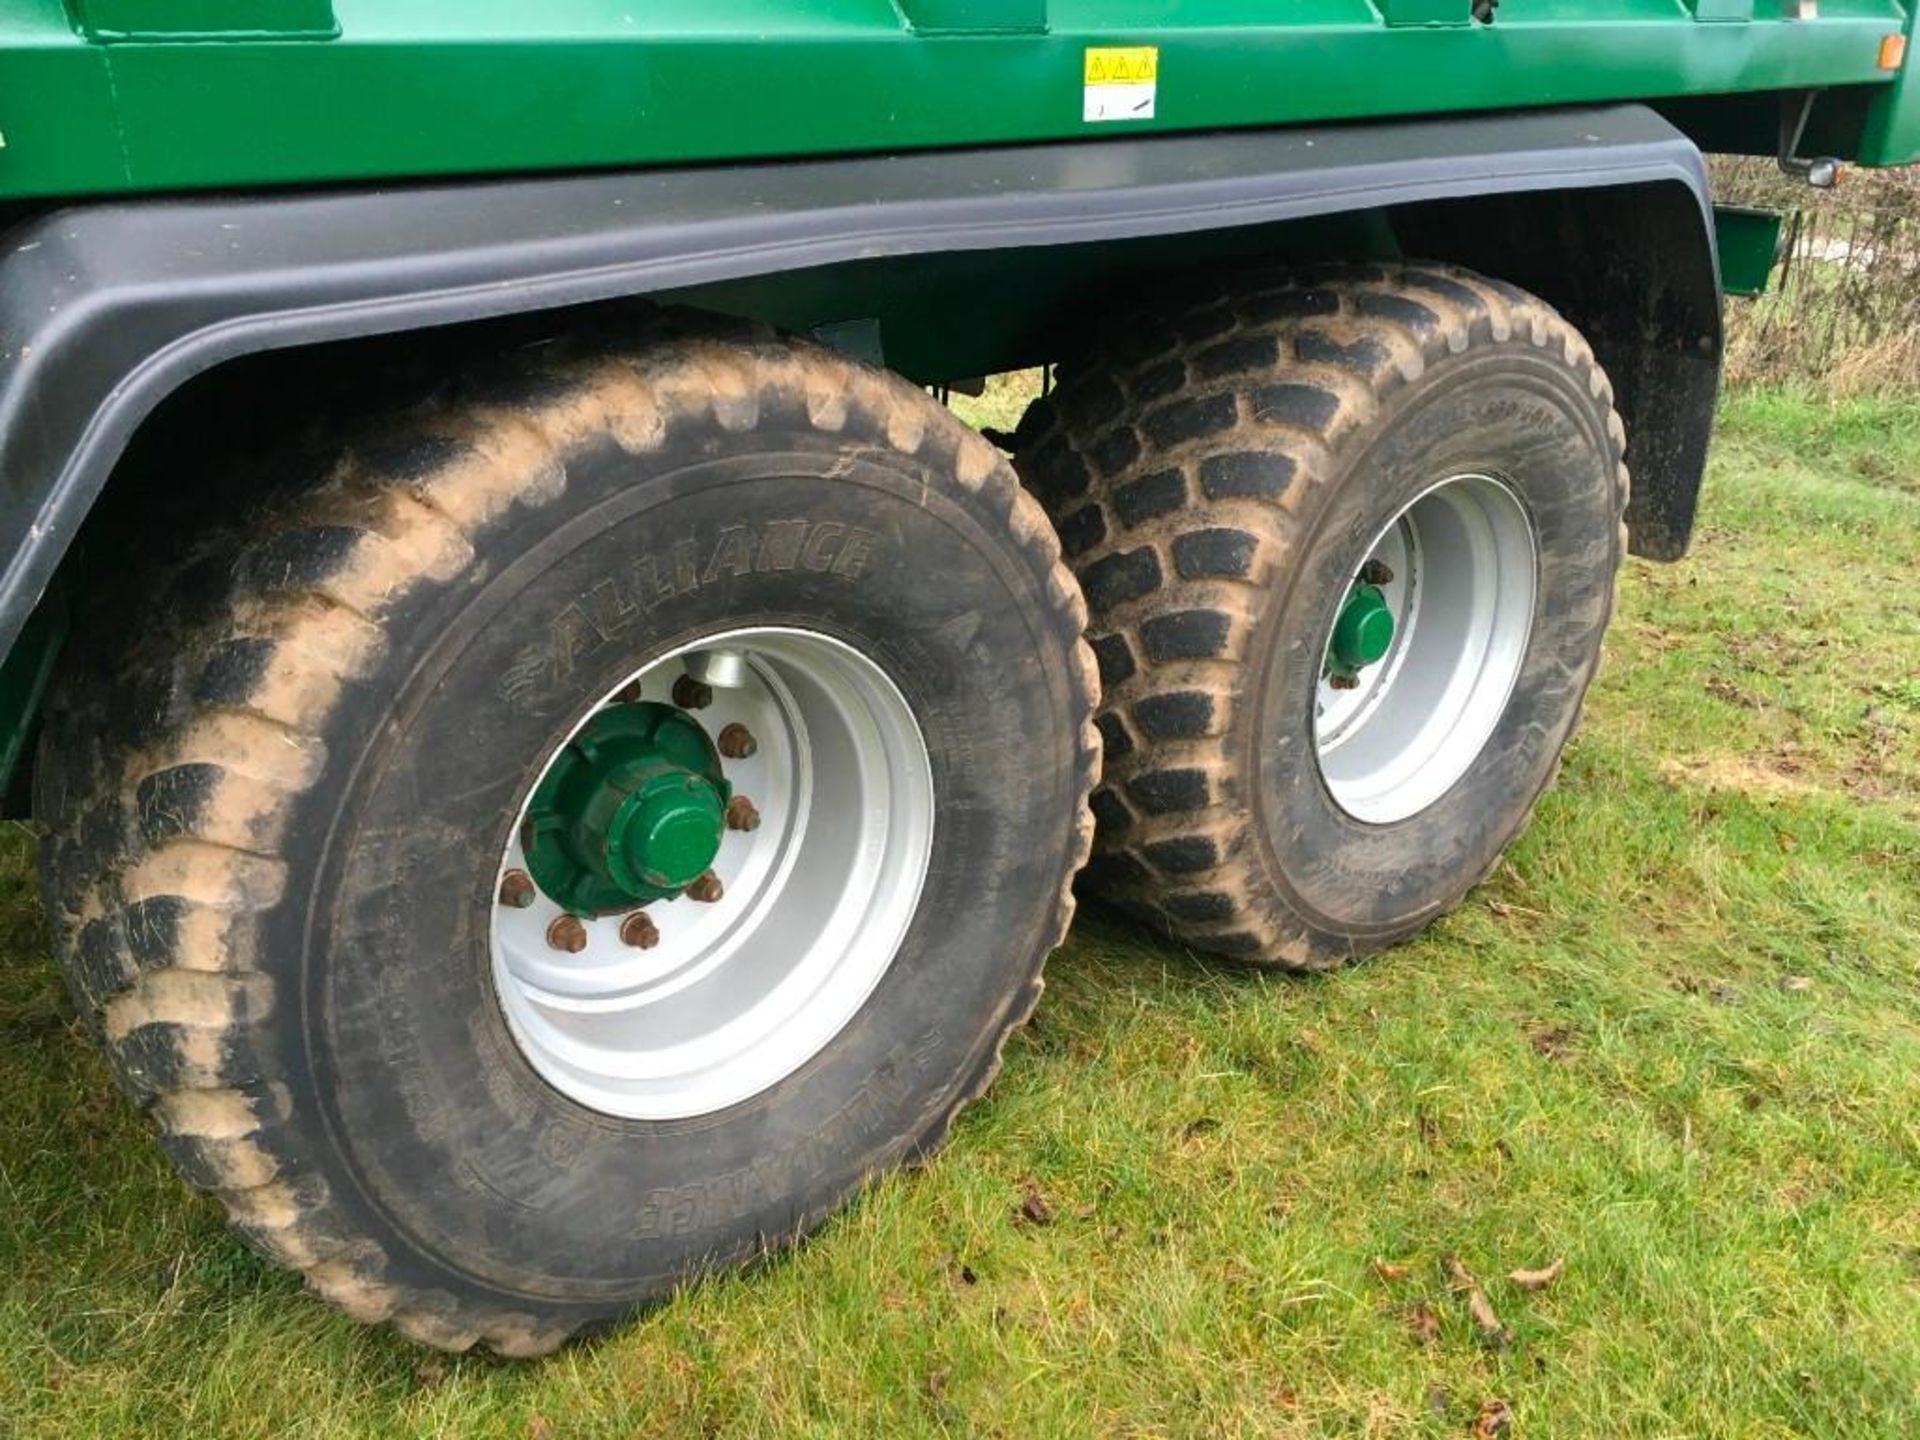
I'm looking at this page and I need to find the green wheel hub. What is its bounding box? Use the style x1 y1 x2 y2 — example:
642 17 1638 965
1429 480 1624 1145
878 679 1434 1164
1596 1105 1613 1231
521 702 732 915
1328 583 1395 678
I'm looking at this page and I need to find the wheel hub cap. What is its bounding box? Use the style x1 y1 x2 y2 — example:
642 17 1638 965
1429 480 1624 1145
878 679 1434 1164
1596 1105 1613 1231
491 629 936 1120
521 702 731 914
1328 583 1395 678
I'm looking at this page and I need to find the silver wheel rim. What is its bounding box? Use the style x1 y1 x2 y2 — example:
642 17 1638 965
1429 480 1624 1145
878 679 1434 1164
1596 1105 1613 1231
1313 474 1537 825
491 627 934 1120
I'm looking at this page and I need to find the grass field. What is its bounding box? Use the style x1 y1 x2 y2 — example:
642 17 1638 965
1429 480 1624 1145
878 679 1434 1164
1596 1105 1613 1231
1 387 1917 1438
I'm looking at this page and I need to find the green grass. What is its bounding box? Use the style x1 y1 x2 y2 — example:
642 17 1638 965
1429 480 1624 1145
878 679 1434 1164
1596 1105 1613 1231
3 386 1918 1438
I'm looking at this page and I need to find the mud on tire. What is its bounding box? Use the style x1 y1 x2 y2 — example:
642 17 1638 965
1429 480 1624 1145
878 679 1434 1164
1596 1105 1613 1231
1017 263 1628 969
33 314 1098 1353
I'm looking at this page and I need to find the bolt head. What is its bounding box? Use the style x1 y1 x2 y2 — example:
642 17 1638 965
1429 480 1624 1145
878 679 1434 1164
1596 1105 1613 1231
546 914 589 953
716 722 758 759
498 868 536 909
618 912 661 949
686 870 725 904
672 674 714 711
1358 558 1395 586
725 795 761 832
1328 673 1360 691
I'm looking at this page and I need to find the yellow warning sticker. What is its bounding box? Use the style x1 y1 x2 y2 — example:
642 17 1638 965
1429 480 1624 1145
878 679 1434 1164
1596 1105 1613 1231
1083 46 1157 123
1084 47 1158 85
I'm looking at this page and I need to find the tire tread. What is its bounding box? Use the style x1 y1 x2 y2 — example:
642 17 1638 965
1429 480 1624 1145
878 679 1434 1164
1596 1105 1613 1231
1017 262 1628 970
38 316 1098 1353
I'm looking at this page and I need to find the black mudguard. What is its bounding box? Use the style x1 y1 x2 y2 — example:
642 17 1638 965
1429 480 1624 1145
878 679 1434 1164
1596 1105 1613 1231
0 103 1720 662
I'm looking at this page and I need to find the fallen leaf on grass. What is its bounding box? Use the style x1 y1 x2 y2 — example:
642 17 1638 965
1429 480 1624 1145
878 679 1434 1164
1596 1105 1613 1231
1781 975 1814 993
1528 1023 1576 1061
1704 677 1761 709
1508 1257 1566 1290
1473 1398 1514 1436
1467 1289 1504 1340
926 1367 950 1403
1486 897 1547 922
1444 1255 1477 1291
1408 1302 1441 1346
528 1416 556 1440
1016 1185 1054 1226
1445 1256 1506 1347
1371 1258 1411 1282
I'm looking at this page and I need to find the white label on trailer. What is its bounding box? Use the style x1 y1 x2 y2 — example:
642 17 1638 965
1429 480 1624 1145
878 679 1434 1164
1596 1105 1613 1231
1083 46 1157 123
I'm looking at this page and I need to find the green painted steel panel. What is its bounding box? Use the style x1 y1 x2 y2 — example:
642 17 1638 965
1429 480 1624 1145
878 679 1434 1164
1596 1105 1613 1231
1861 7 1919 162
72 0 336 41
0 0 1909 198
1380 0 1471 27
1685 0 1755 22
0 3 124 191
899 0 1047 33
1713 204 1785 294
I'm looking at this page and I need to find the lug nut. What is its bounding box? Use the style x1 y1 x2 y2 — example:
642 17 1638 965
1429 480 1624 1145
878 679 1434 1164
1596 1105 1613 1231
619 912 661 949
1358 559 1395 586
498 868 536 909
1328 673 1360 691
546 914 589 953
725 795 761 832
716 722 757 759
613 680 644 704
672 674 713 710
686 870 725 904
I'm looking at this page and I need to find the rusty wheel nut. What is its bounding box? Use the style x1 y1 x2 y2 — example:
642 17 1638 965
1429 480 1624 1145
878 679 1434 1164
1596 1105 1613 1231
1328 673 1361 691
1358 559 1395 586
546 914 589 953
672 674 714 710
716 722 757 759
619 912 661 950
686 870 724 904
725 795 761 832
498 868 536 909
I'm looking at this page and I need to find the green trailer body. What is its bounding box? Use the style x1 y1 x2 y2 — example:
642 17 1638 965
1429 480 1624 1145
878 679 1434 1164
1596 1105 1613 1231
2 0 1914 1356
0 0 1916 199
1 0 1910 920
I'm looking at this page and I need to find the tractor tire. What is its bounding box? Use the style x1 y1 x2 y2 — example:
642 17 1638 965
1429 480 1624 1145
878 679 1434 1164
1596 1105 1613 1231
33 314 1097 1353
1017 262 1627 969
